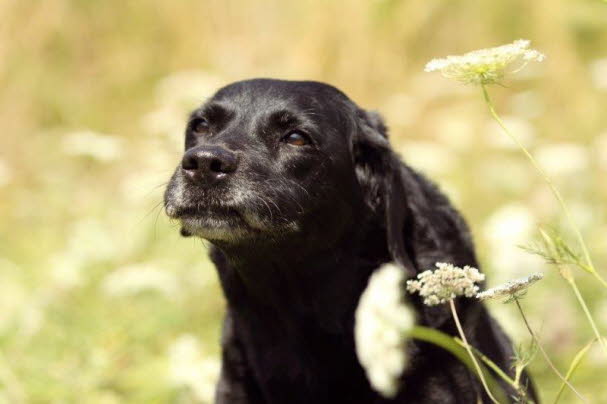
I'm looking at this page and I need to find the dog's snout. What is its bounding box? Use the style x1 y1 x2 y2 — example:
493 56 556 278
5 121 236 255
181 146 239 184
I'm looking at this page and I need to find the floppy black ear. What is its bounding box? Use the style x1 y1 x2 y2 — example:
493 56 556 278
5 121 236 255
355 109 481 331
354 109 418 277
354 109 477 278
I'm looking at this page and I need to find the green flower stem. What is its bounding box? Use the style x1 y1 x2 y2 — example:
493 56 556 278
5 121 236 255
452 338 518 390
449 300 500 403
513 298 586 402
480 84 607 290
554 338 595 404
568 279 607 355
409 326 507 402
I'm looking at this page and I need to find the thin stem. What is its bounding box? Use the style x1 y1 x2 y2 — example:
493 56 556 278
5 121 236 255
568 279 607 355
453 337 519 390
481 84 607 290
513 298 586 402
514 366 523 388
410 326 507 402
449 299 500 404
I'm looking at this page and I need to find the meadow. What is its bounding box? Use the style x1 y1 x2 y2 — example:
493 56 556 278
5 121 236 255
1 0 607 402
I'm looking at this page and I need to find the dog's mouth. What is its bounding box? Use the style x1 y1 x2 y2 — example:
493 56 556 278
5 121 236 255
166 204 235 219
164 173 302 241
165 201 254 239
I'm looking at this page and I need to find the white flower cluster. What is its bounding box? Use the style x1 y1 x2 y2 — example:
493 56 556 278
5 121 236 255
425 39 545 85
406 263 485 306
355 263 414 398
477 273 544 302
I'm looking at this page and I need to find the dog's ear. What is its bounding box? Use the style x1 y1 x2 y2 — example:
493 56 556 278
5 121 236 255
355 109 481 326
354 109 419 277
355 107 478 270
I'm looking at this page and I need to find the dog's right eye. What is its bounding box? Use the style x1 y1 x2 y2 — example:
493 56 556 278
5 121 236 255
282 131 311 146
191 118 209 134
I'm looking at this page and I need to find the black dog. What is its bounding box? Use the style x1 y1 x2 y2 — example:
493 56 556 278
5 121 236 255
164 79 534 403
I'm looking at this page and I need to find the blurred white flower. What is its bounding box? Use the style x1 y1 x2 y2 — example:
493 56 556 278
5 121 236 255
535 143 588 177
45 219 118 292
66 219 117 262
485 116 536 149
0 259 50 338
0 158 12 187
168 334 221 403
0 276 27 334
101 263 179 298
484 203 534 248
141 105 185 141
399 141 456 176
62 130 124 162
477 273 543 302
355 263 413 398
589 58 607 91
49 252 85 290
18 301 45 337
425 39 545 85
406 263 485 306
478 157 532 193
483 204 544 282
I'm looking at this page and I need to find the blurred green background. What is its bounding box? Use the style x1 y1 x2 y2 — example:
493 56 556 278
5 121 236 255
1 0 607 402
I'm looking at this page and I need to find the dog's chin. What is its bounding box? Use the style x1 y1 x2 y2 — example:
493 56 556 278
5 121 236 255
165 203 251 241
166 203 301 243
178 216 252 241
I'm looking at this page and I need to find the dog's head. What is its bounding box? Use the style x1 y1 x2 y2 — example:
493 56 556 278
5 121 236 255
164 79 431 271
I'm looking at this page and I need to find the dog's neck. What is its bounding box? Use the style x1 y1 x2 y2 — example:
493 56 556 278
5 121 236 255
210 218 388 335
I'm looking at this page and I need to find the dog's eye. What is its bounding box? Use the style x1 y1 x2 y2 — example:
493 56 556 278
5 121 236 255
191 118 209 134
282 131 310 146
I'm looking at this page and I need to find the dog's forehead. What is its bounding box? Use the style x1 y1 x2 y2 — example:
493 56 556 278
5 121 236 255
210 78 352 114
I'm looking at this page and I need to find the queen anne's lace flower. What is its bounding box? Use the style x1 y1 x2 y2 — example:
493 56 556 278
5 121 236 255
425 39 545 85
355 263 414 398
477 273 544 302
406 263 485 306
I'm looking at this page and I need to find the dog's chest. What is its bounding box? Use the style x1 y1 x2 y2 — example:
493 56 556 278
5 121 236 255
238 317 377 404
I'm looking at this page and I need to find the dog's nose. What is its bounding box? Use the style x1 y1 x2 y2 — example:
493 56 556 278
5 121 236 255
181 146 239 184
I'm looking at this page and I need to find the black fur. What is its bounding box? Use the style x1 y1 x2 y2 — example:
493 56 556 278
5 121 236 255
164 79 535 403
